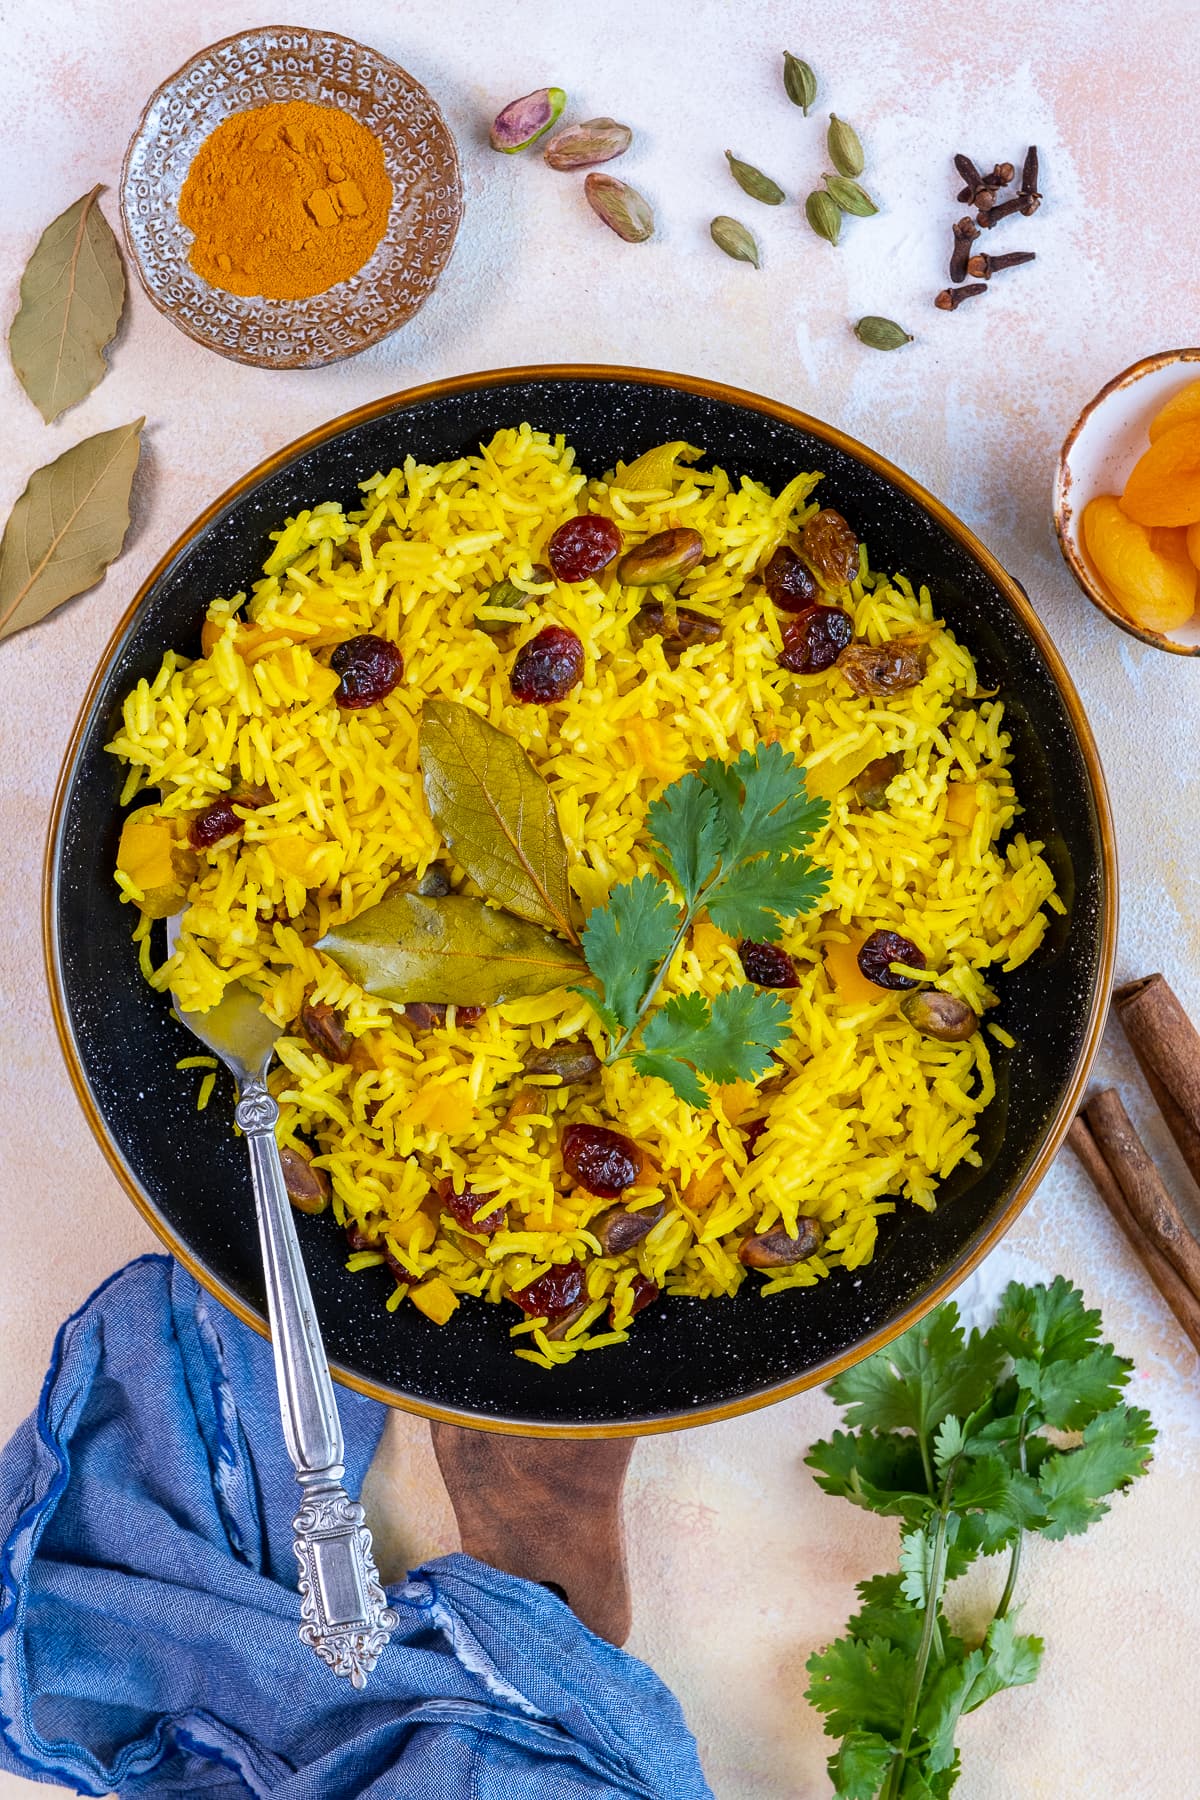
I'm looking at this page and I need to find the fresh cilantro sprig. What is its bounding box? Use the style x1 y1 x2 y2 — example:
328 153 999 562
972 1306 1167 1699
804 1278 1155 1799
577 744 829 1108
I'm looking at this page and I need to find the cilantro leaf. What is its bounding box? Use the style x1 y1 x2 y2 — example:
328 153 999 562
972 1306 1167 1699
1036 1405 1156 1539
828 1731 897 1800
806 1429 935 1524
1012 1346 1132 1430
932 1415 964 1477
805 1636 912 1738
848 1574 925 1657
640 984 791 1083
630 1048 709 1110
949 1456 1043 1551
697 741 829 864
579 874 678 1030
990 1276 1107 1369
827 1304 1004 1447
899 1760 960 1800
706 851 829 941
918 1645 985 1773
645 773 724 906
899 1526 937 1608
961 1616 1043 1715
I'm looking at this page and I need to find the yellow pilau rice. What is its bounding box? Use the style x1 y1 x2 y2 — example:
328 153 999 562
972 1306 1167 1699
107 427 1059 1368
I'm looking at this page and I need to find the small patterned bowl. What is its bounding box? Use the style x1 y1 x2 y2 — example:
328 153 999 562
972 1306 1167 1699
1054 348 1200 656
120 26 463 369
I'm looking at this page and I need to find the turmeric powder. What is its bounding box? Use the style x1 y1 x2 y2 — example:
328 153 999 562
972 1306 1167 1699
179 99 392 302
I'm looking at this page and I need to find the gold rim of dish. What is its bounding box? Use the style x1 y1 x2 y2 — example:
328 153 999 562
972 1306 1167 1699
1054 347 1200 657
43 364 1120 1438
119 26 464 371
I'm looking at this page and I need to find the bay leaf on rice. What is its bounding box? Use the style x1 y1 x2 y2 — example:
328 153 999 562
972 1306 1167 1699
420 700 579 940
0 418 143 643
317 893 587 1006
9 187 126 423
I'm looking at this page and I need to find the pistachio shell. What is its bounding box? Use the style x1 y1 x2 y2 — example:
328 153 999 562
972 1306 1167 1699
710 215 760 267
490 87 566 153
617 527 705 587
543 117 632 170
584 172 654 242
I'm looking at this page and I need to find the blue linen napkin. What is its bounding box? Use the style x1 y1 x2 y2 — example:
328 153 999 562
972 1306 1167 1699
0 1255 713 1798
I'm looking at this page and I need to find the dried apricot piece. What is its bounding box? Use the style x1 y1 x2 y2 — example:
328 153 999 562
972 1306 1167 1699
1148 379 1200 443
1187 521 1200 575
1083 496 1195 632
1119 423 1200 527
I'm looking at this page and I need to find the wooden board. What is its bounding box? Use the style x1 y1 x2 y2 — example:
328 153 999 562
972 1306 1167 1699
431 1424 636 1645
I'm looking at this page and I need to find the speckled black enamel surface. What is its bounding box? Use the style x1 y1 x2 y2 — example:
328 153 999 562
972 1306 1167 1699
49 374 1108 1430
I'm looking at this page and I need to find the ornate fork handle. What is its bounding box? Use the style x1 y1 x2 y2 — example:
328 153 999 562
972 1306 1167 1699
236 1078 398 1686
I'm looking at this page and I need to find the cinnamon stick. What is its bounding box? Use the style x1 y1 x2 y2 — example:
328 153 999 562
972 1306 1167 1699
1067 1117 1200 1354
1114 974 1200 1190
1084 1088 1200 1303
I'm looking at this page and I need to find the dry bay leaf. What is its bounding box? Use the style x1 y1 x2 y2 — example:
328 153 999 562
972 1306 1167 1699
317 893 587 1006
420 700 578 941
9 187 125 423
0 418 144 643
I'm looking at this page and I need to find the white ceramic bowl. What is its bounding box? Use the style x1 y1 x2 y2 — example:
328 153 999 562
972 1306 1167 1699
1054 348 1200 656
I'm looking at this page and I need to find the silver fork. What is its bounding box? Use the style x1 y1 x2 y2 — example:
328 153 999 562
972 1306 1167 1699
166 914 397 1686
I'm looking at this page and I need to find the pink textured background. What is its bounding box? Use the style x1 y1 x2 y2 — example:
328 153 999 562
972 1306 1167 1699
2 3 1199 1795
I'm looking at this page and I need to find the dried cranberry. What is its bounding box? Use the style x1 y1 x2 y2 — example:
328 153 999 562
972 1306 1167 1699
779 605 854 674
738 940 800 988
510 625 584 705
562 1122 643 1197
346 1219 383 1251
546 514 622 582
188 797 242 850
299 992 355 1063
437 1178 507 1236
763 545 819 613
743 1117 768 1157
511 1261 586 1318
857 928 926 990
402 1002 485 1030
801 509 860 587
331 634 404 709
610 1273 659 1329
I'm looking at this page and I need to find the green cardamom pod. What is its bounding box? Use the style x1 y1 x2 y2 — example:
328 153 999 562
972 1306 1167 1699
804 189 842 245
827 114 865 179
825 174 878 217
782 52 817 114
710 215 760 267
725 150 785 206
854 316 913 351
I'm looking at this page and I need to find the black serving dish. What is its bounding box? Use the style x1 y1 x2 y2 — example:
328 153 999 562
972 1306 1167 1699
45 367 1117 1435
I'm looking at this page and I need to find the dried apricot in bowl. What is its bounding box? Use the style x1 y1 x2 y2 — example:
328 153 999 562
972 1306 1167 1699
1148 380 1200 443
1119 422 1200 527
1188 522 1200 574
1082 496 1196 633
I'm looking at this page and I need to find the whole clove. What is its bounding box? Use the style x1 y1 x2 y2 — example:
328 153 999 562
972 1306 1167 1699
967 249 1036 279
935 283 988 311
1020 144 1041 210
949 216 980 282
954 154 1015 209
979 194 1025 228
